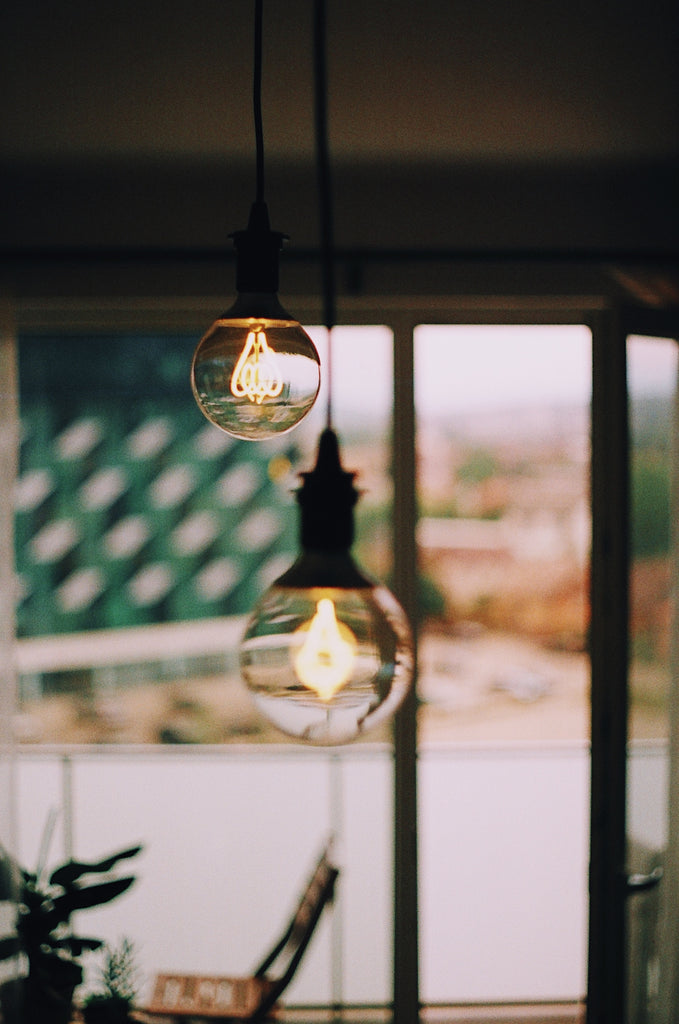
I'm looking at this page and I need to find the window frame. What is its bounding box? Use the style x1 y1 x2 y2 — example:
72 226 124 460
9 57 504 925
8 291 633 1021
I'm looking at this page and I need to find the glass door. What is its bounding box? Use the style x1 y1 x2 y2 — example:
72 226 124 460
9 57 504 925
588 311 679 1024
626 331 677 1024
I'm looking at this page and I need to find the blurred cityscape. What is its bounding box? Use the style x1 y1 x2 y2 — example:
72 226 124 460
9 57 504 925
13 331 673 746
413 401 589 743
15 393 596 746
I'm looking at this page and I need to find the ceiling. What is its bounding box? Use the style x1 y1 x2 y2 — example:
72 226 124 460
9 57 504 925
2 0 677 165
1 0 678 298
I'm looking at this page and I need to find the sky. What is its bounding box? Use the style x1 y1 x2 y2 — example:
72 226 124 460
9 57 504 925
306 325 677 427
308 324 592 422
628 335 678 397
413 324 592 414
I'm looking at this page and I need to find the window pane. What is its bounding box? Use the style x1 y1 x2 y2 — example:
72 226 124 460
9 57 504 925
415 324 591 744
626 335 676 1020
415 324 591 1003
627 335 676 744
14 327 394 746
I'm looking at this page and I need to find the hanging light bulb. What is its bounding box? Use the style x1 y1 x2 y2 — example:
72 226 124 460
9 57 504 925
191 202 321 440
240 429 414 744
190 0 320 440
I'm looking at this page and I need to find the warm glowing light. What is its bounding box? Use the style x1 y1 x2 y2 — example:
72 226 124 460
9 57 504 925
230 329 284 404
294 598 357 700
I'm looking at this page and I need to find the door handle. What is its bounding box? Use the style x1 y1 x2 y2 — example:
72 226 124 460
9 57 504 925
626 865 663 894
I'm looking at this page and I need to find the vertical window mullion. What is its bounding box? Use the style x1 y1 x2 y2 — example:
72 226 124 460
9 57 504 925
392 314 420 1023
587 307 630 1023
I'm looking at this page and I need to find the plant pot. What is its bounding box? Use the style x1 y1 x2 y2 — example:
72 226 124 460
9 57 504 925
83 994 132 1023
23 954 82 1024
0 978 23 1024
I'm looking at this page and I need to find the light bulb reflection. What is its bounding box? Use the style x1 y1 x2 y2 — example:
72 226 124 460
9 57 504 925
231 329 284 404
294 598 357 700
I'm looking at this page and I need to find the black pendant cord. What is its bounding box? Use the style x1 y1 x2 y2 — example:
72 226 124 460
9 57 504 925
253 0 265 205
314 0 335 430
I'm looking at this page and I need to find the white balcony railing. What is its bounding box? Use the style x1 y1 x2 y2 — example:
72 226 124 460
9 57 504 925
11 741 610 1008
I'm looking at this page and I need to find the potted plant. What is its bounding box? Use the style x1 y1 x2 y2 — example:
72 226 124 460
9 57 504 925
11 841 141 1024
82 937 139 1023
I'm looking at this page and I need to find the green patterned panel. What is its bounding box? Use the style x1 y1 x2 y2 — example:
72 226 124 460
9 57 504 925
16 334 300 638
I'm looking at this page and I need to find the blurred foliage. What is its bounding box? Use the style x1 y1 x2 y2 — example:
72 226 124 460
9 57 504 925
457 448 499 484
631 453 670 558
417 573 448 622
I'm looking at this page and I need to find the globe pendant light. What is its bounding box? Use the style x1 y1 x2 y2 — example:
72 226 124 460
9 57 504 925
190 0 320 441
240 428 414 744
191 202 321 440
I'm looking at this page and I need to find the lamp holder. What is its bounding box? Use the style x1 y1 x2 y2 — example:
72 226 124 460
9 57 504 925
297 428 358 551
275 428 372 590
231 201 288 295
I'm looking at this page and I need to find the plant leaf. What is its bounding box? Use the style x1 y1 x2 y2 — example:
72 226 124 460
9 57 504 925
53 936 104 955
52 876 137 918
49 845 142 887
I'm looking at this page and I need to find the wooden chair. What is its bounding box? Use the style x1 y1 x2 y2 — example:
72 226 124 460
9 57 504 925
136 840 339 1022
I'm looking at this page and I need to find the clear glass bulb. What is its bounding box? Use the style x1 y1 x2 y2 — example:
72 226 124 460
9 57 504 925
191 201 321 440
191 311 321 441
240 576 413 745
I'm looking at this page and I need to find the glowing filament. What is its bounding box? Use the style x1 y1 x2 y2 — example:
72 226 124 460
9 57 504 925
230 330 284 404
294 598 357 701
